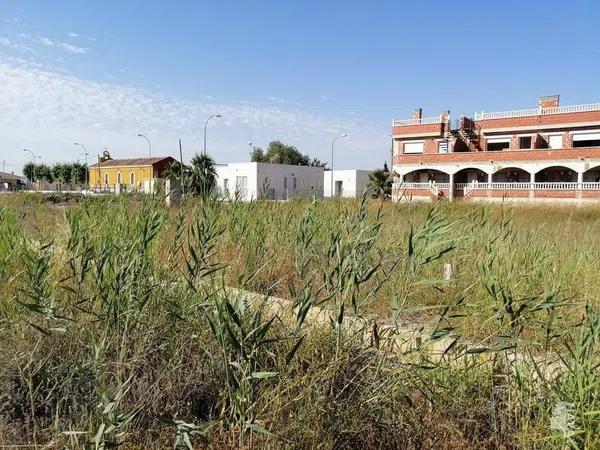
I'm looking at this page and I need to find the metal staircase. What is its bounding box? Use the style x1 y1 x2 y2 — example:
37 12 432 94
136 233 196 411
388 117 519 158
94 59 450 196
453 117 481 151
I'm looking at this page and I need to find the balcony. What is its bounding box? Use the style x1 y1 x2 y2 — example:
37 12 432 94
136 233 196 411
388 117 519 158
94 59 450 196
475 103 600 121
392 115 445 126
393 181 600 202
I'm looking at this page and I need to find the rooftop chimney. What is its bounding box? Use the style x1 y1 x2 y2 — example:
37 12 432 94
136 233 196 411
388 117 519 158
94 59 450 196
412 108 423 120
539 95 560 109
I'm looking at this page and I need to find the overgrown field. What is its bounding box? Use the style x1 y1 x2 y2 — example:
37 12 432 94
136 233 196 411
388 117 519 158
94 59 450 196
1 193 600 449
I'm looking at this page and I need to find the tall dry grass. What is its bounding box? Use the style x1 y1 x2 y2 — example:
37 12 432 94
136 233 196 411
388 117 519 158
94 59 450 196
0 193 599 448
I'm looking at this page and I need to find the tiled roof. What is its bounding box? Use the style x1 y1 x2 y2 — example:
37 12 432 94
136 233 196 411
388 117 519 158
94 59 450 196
0 171 23 181
88 156 175 168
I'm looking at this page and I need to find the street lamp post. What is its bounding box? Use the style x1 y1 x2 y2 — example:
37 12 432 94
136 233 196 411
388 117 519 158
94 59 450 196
74 142 89 189
203 114 222 156
23 149 41 187
330 133 347 198
137 134 152 157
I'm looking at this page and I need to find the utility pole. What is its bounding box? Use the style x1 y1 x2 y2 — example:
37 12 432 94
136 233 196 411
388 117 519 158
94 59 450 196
74 143 89 189
203 114 222 155
330 134 347 198
137 134 152 157
23 149 41 187
179 138 185 199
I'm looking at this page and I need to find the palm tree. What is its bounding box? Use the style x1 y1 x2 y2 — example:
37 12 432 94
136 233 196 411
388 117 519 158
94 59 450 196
188 153 217 197
367 169 392 199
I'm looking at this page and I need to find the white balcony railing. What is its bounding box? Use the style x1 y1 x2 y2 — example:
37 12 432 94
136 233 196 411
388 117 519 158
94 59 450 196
455 182 600 190
475 103 600 121
393 116 444 126
395 182 451 190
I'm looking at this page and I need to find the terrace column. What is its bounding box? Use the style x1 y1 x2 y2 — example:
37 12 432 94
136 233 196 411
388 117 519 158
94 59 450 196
577 171 584 199
487 172 493 198
529 172 535 199
449 173 454 202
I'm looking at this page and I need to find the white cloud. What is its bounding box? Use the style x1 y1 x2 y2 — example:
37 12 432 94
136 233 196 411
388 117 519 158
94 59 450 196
58 43 88 54
0 60 387 171
0 36 34 52
38 36 88 54
68 32 79 38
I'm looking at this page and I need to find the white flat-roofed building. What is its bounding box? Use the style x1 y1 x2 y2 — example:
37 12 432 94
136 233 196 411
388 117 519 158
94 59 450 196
215 162 324 201
324 169 373 198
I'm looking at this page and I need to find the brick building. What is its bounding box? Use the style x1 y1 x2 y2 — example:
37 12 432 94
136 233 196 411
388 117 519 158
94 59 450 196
391 96 600 202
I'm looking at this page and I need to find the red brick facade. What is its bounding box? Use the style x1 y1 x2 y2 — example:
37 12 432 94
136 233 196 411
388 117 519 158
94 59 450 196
394 147 600 165
392 97 600 202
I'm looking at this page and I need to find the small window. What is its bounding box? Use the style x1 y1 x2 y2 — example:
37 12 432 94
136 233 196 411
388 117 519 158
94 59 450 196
548 134 563 149
438 141 449 153
117 172 122 184
223 178 229 191
293 177 297 190
519 136 532 149
104 173 109 185
404 141 424 154
487 138 510 151
283 177 288 189
130 172 135 185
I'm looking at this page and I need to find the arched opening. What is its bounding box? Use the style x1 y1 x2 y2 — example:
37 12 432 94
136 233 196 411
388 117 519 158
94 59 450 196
117 172 122 184
454 168 488 184
403 169 449 183
536 166 577 182
492 167 530 183
130 172 135 186
583 165 600 183
104 173 109 186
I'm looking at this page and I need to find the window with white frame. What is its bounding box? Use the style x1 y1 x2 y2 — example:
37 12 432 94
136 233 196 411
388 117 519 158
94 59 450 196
573 131 600 148
487 137 510 151
548 134 563 149
438 140 449 153
403 141 424 154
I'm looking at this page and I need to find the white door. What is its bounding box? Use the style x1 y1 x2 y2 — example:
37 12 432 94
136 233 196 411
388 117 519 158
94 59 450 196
548 134 563 149
335 180 343 197
235 176 248 199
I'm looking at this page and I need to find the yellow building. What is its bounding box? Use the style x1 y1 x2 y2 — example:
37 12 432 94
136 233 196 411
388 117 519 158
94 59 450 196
88 152 176 190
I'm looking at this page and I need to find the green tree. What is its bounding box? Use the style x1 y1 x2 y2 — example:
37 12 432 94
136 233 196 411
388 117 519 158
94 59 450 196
250 140 325 167
367 162 392 199
36 164 53 183
188 153 217 197
69 163 87 184
249 147 265 163
52 163 70 183
23 162 35 182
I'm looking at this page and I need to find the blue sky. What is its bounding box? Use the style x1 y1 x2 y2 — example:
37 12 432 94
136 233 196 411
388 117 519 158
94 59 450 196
1 0 600 173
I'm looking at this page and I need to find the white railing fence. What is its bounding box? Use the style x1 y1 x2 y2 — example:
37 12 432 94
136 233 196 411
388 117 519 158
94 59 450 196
475 103 600 121
455 182 600 190
393 116 445 126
